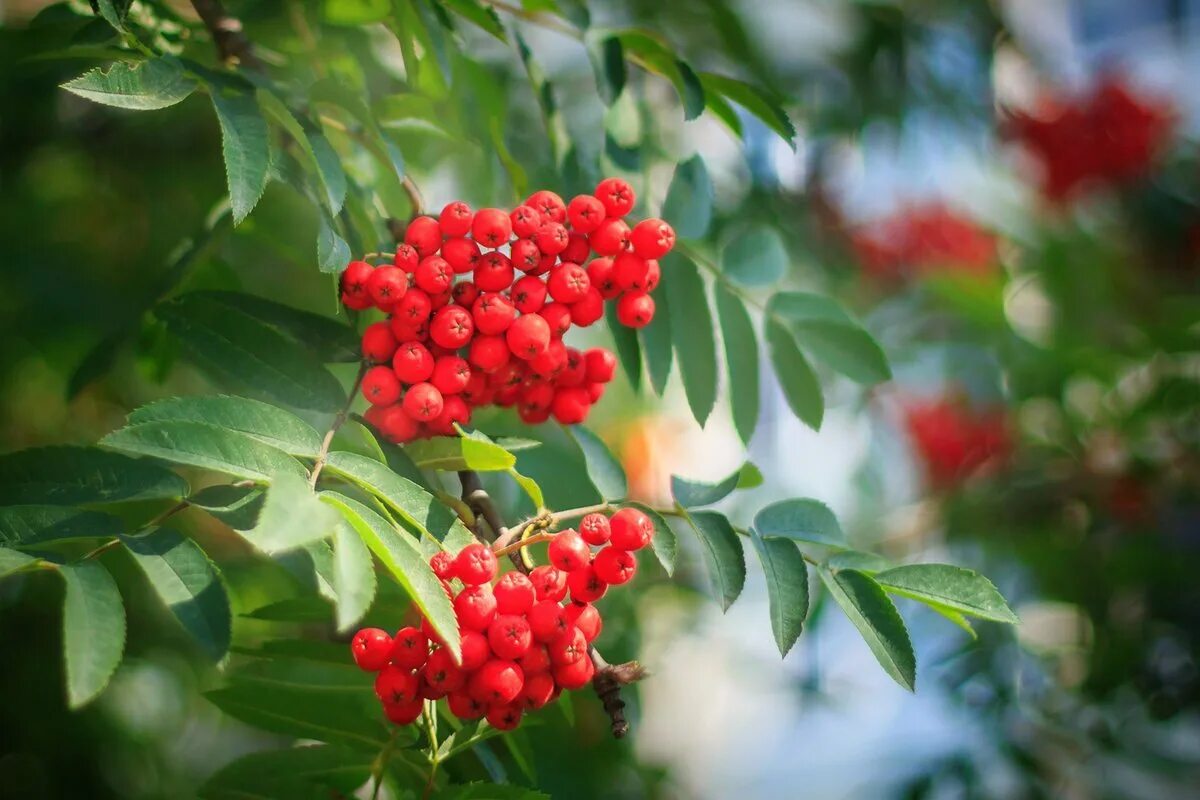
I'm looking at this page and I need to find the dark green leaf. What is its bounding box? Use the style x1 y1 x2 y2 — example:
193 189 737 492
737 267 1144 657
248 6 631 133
664 253 717 426
715 284 759 444
754 499 846 548
639 271 673 395
670 464 744 508
604 301 642 390
205 684 389 751
683 511 745 611
441 0 505 38
200 744 373 800
129 396 323 458
58 560 126 707
189 484 263 530
0 547 40 578
0 446 188 507
192 290 359 363
245 470 341 554
632 503 675 576
206 85 270 225
317 214 352 273
617 30 704 119
765 319 822 430
661 155 713 240
768 292 890 385
751 531 808 657
0 506 122 548
567 426 627 502
722 225 787 287
101 421 306 482
441 784 550 800
699 72 795 146
120 528 231 661
586 34 626 105
874 564 1019 624
332 518 375 632
62 57 196 110
256 90 347 214
819 567 915 691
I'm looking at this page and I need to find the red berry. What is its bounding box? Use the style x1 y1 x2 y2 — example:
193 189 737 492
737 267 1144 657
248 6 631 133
454 584 497 631
529 565 568 602
593 546 637 585
430 551 456 579
452 280 480 307
469 334 511 372
643 258 661 291
584 348 616 383
472 292 516 336
558 348 587 388
383 697 425 725
506 314 551 360
462 372 494 405
567 562 608 602
569 288 604 327
510 204 543 238
586 257 620 299
375 664 419 704
393 244 419 272
403 381 444 422
395 287 433 324
367 265 408 307
351 628 393 671
511 238 542 272
594 177 636 217
447 690 486 720
530 339 568 380
405 215 442 257
393 340 435 384
579 513 611 545
519 644 552 675
362 322 399 362
469 659 524 704
431 355 471 395
375 404 420 443
586 382 606 403
341 260 374 297
630 217 676 259
455 542 499 585
562 232 591 264
439 200 473 237
564 602 603 642
362 366 402 406
390 626 429 669
429 305 474 350
548 626 587 666
534 221 569 255
527 600 569 643
519 672 556 710
511 275 548 314
533 250 558 276
442 236 481 274
547 262 590 303
471 208 513 248
460 630 490 671
553 652 596 689
486 703 523 731
415 256 453 294
589 218 631 256
609 508 653 552
429 288 453 311
551 387 591 425
430 394 471 435
547 530 590 572
518 404 551 425
488 613 533 660
527 190 567 223
540 302 572 338
423 647 465 693
474 251 514 292
612 252 649 291
493 571 537 615
341 290 372 311
567 194 606 232
616 291 655 328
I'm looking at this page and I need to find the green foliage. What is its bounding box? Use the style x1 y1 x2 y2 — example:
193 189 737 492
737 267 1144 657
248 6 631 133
663 253 718 426
0 447 188 506
819 567 916 691
0 505 122 547
567 425 627 502
206 82 271 225
754 499 847 548
199 744 374 800
128 396 324 458
714 283 759 443
101 420 305 482
722 225 788 288
662 156 714 240
61 57 196 110
764 318 824 429
670 464 746 508
681 510 745 611
58 560 127 708
751 531 809 657
874 564 1019 624
245 470 341 554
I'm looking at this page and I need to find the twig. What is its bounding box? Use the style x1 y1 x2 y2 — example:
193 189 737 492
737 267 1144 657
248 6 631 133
189 0 264 69
589 648 647 739
492 531 554 558
457 470 508 543
310 362 369 489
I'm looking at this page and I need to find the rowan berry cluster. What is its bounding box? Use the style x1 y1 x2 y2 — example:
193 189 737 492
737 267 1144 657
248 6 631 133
903 396 1010 488
850 203 997 282
350 507 655 731
339 178 676 442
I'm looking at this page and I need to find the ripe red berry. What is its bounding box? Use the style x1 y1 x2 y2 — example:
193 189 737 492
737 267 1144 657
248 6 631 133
452 280 480 308
472 207 513 248
553 652 595 689
559 347 587 388
375 404 420 443
468 334 510 372
487 703 523 731
341 260 374 298
488 613 533 660
474 251 515 292
375 664 419 705
341 290 372 311
551 387 591 425
586 257 620 299
430 394 471 435
547 530 590 572
584 348 616 383
455 542 499 585
472 292 516 336
595 177 636 217
403 381 444 422
579 513 611 545
593 546 637 585
454 584 497 631
393 340 435 384
506 313 551 360
447 690 486 720
511 275 548 314
567 562 608 602
441 236 481 274
431 355 471 395
529 564 568 602
405 215 442 257
494 571 537 615
609 507 654 551
569 288 604 327
429 305 474 350
527 600 569 643
529 339 568 380
430 550 456 579
362 366 402 406
562 232 591 264
540 302 572 338
527 190 567 223
630 217 676 259
462 372 494 405
460 629 490 671
564 602 603 642
519 672 556 710
423 647 465 693
547 262 590 303
534 221 569 255
469 659 524 705
367 265 408 307
351 628 393 671
589 218 631 256
567 194 606 232
518 644 552 675
415 256 453 295
612 252 649 291
509 238 542 273
395 287 433 324
429 289 453 311
510 204 543 238
393 244 419 272
518 404 551 425
439 200 473 237
587 382 606 403
548 626 588 666
383 697 425 725
362 322 399 362
390 626 429 669
643 258 662 291
616 291 655 328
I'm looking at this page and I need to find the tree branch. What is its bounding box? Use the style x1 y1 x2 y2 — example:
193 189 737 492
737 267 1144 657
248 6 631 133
457 470 507 544
309 362 369 490
189 0 264 70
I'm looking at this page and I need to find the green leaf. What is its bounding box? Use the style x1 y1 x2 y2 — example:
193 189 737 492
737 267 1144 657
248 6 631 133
62 57 196 110
120 528 231 661
256 90 347 214
664 254 717 426
322 492 460 662
873 564 1019 624
670 464 745 508
768 292 891 385
156 293 346 414
754 499 846 548
205 684 389 751
189 484 263 530
826 550 890 573
58 560 126 708
311 77 406 183
245 470 341 554
200 744 373 800
661 155 713 240
616 30 704 119
751 531 808 657
101 421 305 483
323 451 474 548
441 0 505 39
736 462 763 489
683 511 745 611
441 784 550 800
405 436 515 471
715 284 759 444
193 290 359 363
0 506 122 548
0 446 188 507
317 214 352 273
819 567 915 691
332 518 375 632
509 468 544 510
632 503 675 576
206 85 270 225
604 302 642 389
765 319 823 430
566 426 627 502
0 547 40 578
698 72 795 146
129 396 323 458
586 34 626 105
639 271 673 395
324 0 390 24
722 225 787 287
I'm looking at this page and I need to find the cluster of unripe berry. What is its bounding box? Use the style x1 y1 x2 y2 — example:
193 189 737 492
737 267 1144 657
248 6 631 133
350 507 654 731
340 178 676 442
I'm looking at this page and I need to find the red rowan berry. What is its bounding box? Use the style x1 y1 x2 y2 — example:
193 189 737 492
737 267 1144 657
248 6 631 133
468 334 510 373
418 674 446 701
529 565 568 602
430 394 470 435
395 287 433 324
460 629 490 671
494 572 537 615
590 218 631 256
403 382 444 422
341 260 374 297
414 256 452 295
488 613 533 660
377 404 420 443
552 387 591 425
511 275 548 314
595 177 636 217
375 664 419 705
469 659 524 705
362 366 401 406
547 530 590 572
586 257 620 299
383 697 425 725
540 302 572 338
534 221 569 255
533 250 558 276
472 292 516 336
519 672 556 710
439 200 473 237
462 372 494 405
453 584 497 631
362 322 399 362
567 562 608 603
389 317 427 344
351 628 393 671
519 644 552 675
447 690 486 720
562 232 590 264
643 258 661 291
441 236 481 274
584 348 616 383
553 652 595 689
594 546 637 585
430 550 456 579
430 305 474 350
547 262 590 303
474 251 514 292
341 290 372 311
564 602 603 642
423 647 464 693
487 703 523 731
393 340 435 384
558 348 587 388
471 207 513 248
527 190 567 223
586 382 606 403
455 542 499 585
527 600 569 643
630 217 676 259
510 238 542 273
548 626 587 666
530 339 568 379
510 204 542 238
390 626 429 669
506 313 551 360
567 194 606 232
405 215 442 257
367 265 408 307
609 507 654 551
517 404 551 425
616 291 655 328
520 385 555 420
393 244 419 272
612 252 649 291
579 513 611 545
452 280 479 308
431 355 471 395
569 288 604 327
429 289 453 311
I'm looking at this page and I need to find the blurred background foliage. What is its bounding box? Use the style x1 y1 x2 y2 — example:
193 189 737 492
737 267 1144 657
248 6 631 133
1 0 1198 798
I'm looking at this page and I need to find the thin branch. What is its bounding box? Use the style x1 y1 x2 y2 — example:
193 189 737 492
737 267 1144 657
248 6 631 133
310 362 369 490
189 0 264 70
493 531 554 558
457 470 507 543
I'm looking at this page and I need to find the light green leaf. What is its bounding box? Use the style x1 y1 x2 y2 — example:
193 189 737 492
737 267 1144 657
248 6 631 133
715 283 759 444
670 464 747 508
322 492 460 663
59 560 126 708
736 462 763 489
0 506 122 548
722 224 787 287
639 270 673 395
324 0 390 24
129 396 323 458
683 511 745 611
317 214 352 273
120 528 231 662
441 0 505 39
699 72 795 146
205 684 389 751
332 519 375 633
826 550 890 573
664 254 717 426
206 85 270 225
632 503 675 576
62 58 196 110
189 484 263 530
101 421 305 483
874 564 1019 624
751 530 808 657
0 547 41 578
819 567 915 691
604 302 642 390
191 290 360 364
754 499 846 549
661 155 713 240
199 744 373 800
586 33 626 105
405 436 515 471
768 292 890 385
765 318 823 430
245 471 341 554
566 426 627 502
0 446 188 506
509 468 545 510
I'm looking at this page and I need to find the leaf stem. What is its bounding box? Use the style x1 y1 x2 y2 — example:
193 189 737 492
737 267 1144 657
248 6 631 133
309 361 369 490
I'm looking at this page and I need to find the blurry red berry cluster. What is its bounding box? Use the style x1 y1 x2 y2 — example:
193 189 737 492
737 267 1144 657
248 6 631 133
903 397 1011 488
850 203 998 281
340 179 676 441
1009 75 1173 201
350 508 654 730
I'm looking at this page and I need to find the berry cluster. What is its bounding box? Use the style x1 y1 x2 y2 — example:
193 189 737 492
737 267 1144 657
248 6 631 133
850 203 997 282
339 179 676 442
903 397 1010 488
350 508 654 730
